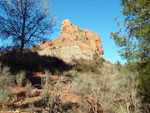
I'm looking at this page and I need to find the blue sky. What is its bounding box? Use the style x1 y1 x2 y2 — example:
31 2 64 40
49 0 125 64
0 0 125 64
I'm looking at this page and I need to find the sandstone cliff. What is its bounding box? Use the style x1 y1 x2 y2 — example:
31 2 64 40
33 19 103 62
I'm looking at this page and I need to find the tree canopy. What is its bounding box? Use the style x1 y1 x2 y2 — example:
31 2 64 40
111 0 150 63
0 0 56 53
111 0 150 103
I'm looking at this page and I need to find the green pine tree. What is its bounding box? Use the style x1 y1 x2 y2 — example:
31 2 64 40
111 0 150 103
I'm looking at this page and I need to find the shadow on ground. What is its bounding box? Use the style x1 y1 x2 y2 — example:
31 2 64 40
0 50 72 75
0 50 73 88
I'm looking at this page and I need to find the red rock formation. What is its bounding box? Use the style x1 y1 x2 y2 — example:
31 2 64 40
33 19 103 62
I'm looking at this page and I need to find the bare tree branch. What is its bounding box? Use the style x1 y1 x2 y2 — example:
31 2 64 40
0 0 57 53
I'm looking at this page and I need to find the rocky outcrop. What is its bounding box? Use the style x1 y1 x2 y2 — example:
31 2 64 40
33 19 103 62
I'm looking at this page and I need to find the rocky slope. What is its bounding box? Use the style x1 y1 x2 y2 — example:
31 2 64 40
33 19 103 62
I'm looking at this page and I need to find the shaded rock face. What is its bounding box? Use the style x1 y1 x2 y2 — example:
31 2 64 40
35 19 103 62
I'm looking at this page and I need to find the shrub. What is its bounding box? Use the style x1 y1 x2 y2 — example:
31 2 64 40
41 70 51 91
0 65 15 105
69 63 142 113
135 59 150 103
138 75 150 103
73 59 104 74
31 45 42 52
25 80 33 98
70 73 112 112
15 71 25 87
63 70 78 77
0 89 11 103
0 66 15 89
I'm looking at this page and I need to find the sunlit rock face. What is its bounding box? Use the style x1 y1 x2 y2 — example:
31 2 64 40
33 19 104 62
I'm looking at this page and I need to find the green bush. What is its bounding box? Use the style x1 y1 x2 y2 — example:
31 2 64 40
0 89 10 103
15 71 25 87
73 59 104 74
138 75 150 103
0 66 14 87
63 70 78 77
0 64 15 105
135 59 150 103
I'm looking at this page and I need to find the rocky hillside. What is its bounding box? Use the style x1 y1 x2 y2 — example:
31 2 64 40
32 19 104 62
0 22 143 112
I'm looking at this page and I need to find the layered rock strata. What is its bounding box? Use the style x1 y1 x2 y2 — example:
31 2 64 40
33 19 103 62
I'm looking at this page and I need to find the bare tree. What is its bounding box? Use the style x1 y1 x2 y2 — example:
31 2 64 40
0 0 56 53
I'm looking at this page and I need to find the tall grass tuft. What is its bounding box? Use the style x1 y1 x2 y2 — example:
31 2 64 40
0 64 15 105
15 71 25 87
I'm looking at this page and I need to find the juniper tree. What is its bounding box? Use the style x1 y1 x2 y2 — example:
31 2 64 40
111 0 150 102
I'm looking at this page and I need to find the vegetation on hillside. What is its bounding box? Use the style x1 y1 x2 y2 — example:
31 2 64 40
0 0 149 112
0 55 149 113
111 0 150 106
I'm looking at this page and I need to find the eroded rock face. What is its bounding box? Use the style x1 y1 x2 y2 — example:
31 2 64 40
34 19 103 62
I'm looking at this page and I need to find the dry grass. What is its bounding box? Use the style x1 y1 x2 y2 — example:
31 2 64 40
69 62 143 113
63 69 78 77
15 71 25 87
72 59 104 74
0 64 15 108
0 57 148 113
